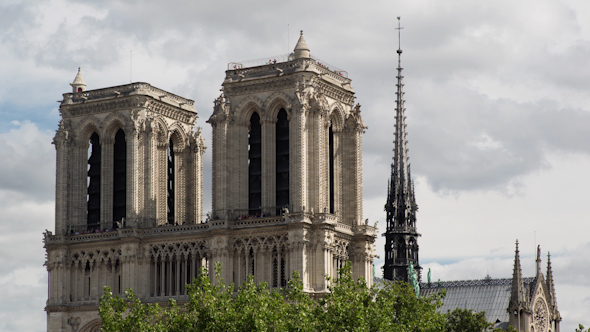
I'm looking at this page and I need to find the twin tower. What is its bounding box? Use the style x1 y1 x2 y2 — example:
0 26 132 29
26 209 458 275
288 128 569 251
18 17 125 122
44 32 377 331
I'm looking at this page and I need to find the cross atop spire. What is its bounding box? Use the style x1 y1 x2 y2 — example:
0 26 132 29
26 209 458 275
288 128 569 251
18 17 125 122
396 17 404 54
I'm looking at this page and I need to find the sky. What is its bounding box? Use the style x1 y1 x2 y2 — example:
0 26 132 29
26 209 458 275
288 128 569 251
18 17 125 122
0 0 589 331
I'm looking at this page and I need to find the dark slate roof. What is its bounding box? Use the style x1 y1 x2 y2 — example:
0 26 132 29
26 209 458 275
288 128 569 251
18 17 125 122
420 277 535 327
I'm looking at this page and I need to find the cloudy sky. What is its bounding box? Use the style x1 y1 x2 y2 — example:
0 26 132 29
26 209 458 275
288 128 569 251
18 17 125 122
1 0 589 330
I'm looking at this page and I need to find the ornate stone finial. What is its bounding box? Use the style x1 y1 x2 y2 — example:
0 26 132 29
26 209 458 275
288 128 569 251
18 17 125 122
293 30 310 59
546 251 558 312
536 244 542 276
511 239 525 304
70 67 87 93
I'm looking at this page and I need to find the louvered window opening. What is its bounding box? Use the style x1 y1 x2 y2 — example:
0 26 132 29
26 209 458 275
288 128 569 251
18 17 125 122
112 129 126 225
275 109 289 216
248 113 262 215
167 139 175 224
329 124 335 214
87 132 101 229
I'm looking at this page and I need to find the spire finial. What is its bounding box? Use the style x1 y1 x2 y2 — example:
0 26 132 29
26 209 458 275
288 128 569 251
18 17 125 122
300 30 303 36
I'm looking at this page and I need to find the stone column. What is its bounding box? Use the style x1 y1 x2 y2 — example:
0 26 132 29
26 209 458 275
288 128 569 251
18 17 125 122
290 107 308 212
54 135 69 235
209 118 228 218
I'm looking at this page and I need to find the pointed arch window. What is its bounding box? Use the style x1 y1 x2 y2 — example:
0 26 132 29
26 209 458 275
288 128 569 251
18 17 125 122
276 109 289 215
167 138 175 224
112 129 126 225
249 113 262 215
329 123 335 214
87 132 101 228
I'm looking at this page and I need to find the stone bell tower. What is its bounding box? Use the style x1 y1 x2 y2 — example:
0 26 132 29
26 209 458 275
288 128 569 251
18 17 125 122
207 31 376 294
44 70 205 332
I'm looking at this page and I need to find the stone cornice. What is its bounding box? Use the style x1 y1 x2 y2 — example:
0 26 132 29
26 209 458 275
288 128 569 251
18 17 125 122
60 96 197 126
45 304 100 313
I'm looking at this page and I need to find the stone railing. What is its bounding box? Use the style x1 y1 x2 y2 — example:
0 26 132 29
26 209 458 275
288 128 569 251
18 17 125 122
313 213 338 224
45 223 212 244
335 222 353 234
232 216 286 228
142 223 209 236
354 224 378 236
225 57 351 85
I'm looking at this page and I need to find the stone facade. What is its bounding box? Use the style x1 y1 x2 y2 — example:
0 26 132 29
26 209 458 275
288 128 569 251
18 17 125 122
44 33 376 331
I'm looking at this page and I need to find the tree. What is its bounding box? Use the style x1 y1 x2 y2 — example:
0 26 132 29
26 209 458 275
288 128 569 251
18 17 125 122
446 308 492 332
97 262 472 332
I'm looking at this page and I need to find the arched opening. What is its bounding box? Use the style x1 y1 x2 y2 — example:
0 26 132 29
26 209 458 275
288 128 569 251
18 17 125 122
397 238 406 263
112 129 126 226
248 112 262 215
249 248 255 276
87 132 101 229
329 123 335 213
167 138 175 225
276 109 289 215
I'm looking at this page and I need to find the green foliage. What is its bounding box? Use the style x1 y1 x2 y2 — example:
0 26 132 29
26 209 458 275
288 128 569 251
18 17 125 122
445 308 492 332
576 324 590 332
97 261 495 332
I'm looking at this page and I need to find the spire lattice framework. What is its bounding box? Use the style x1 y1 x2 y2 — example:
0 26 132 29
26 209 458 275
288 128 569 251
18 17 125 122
383 18 421 282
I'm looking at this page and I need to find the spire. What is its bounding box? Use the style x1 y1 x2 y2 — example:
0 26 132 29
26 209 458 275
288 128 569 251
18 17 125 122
293 30 310 59
383 17 419 283
511 240 526 304
70 67 86 93
386 16 414 231
546 252 558 312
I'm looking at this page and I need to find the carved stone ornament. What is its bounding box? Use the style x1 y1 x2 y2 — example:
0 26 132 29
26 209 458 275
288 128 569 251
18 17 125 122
208 93 231 123
67 316 81 331
534 297 549 332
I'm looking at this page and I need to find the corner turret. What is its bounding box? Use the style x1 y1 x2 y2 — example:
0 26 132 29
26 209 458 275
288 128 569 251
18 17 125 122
293 31 310 59
70 67 86 93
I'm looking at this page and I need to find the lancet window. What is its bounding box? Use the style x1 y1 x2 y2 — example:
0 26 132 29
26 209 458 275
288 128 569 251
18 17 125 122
249 113 262 215
87 132 101 228
167 138 175 224
112 129 126 224
329 124 335 214
275 109 289 215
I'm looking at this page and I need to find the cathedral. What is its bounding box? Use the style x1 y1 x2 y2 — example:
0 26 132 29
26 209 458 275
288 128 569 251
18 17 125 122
43 32 376 332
